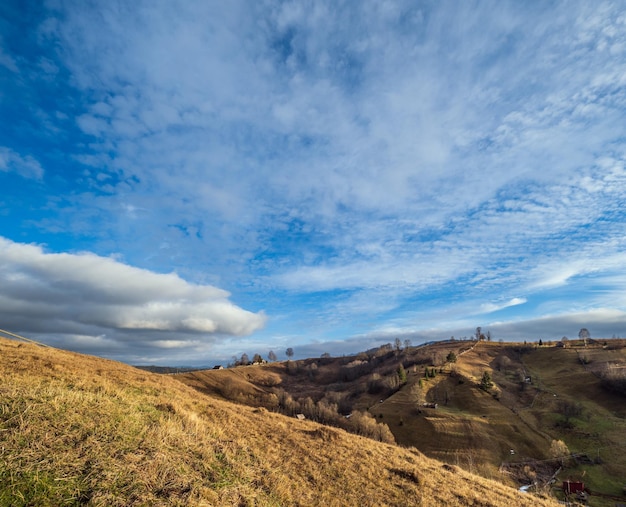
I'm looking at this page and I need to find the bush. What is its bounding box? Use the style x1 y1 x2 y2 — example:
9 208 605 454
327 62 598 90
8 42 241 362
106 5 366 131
480 371 493 391
397 364 407 384
600 365 626 397
347 411 395 444
556 400 583 419
367 373 385 394
549 439 570 466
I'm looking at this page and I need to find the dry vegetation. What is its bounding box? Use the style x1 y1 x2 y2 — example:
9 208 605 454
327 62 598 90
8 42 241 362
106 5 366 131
178 340 626 506
0 337 562 506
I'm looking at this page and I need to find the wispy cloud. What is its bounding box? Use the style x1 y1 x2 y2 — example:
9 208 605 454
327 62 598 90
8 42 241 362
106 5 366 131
481 297 527 314
1 1 626 362
0 147 44 179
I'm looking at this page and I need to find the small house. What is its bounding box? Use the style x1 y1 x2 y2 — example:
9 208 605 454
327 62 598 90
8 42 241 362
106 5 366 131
562 480 585 495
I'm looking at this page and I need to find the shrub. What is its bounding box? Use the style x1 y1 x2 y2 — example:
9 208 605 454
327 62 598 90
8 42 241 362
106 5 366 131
556 400 583 419
397 364 407 384
367 373 385 394
600 364 626 397
549 439 570 466
480 371 493 391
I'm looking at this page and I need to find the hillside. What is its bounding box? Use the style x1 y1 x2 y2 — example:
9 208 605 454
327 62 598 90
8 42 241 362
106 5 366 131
0 337 561 506
178 340 626 506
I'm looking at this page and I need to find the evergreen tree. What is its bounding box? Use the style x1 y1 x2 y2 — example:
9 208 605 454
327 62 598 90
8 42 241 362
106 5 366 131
480 370 494 391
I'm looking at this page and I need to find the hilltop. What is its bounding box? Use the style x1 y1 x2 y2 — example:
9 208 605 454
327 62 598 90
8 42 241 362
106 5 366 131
178 339 626 506
0 336 561 506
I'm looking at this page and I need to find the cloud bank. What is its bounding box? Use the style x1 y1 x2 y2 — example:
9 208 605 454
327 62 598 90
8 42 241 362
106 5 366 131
0 237 265 363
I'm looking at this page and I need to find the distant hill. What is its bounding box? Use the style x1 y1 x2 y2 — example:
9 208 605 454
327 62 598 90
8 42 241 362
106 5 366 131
133 365 204 374
0 336 561 506
178 339 626 506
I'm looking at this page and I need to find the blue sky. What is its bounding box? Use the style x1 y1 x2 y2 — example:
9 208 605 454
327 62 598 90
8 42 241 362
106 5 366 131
1 1 626 365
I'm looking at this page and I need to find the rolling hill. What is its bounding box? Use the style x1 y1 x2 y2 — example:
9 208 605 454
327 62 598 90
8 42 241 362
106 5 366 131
0 336 562 506
178 339 626 506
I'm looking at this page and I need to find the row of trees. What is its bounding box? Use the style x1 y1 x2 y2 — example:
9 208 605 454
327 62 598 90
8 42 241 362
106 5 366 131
232 327 594 367
475 327 492 342
274 389 395 443
231 348 297 366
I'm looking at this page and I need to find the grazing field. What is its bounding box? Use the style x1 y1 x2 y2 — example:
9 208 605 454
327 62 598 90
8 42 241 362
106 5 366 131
0 337 561 506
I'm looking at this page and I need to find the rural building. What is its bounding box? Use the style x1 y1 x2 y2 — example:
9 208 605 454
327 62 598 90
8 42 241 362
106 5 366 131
562 480 585 495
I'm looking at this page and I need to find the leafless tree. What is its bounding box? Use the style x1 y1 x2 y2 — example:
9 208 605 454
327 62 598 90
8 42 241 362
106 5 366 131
579 328 590 347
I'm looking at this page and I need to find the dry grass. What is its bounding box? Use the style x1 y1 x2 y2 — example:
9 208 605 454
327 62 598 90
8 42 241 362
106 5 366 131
186 340 626 505
0 337 562 506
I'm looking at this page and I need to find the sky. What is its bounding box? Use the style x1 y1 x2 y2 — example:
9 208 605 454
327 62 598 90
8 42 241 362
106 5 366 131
1 1 626 366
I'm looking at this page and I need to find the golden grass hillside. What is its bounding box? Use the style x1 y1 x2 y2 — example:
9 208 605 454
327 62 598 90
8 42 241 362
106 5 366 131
175 340 626 505
0 337 563 506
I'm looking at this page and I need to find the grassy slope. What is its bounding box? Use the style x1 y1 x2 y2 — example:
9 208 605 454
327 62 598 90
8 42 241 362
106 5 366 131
391 342 626 505
0 338 560 507
179 341 626 506
368 343 551 480
180 343 552 479
519 345 626 504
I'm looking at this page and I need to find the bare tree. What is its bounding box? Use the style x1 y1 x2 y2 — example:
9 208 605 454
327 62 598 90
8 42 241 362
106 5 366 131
268 350 277 362
409 381 426 407
285 347 294 360
579 328 590 347
475 326 482 341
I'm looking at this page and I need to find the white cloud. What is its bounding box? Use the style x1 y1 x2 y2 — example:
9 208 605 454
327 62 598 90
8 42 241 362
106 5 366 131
0 237 266 361
39 1 626 237
0 147 44 179
480 297 527 314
